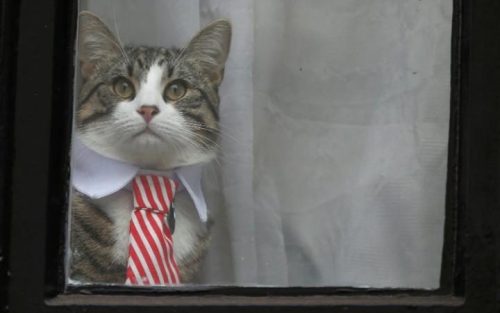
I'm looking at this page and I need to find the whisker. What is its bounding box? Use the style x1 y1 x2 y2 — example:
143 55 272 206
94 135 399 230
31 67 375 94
171 46 188 68
112 6 131 66
182 120 244 147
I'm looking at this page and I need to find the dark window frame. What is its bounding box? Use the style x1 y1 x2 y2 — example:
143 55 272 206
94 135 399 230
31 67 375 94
0 0 18 310
2 0 499 312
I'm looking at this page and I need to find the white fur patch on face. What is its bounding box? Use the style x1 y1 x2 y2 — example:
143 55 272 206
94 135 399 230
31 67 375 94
139 64 164 106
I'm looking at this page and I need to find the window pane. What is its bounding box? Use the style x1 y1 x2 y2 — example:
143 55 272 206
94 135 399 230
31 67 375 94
68 0 453 288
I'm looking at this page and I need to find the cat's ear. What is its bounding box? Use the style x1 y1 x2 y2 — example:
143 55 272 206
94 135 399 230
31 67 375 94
78 11 123 79
184 19 232 85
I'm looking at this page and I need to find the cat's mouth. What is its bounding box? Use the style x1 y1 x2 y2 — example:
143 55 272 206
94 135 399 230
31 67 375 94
132 127 163 140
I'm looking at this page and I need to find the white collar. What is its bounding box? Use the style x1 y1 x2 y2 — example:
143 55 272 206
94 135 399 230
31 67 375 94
71 137 208 222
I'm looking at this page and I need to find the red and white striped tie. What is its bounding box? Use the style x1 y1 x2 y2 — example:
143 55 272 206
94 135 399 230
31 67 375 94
125 175 180 285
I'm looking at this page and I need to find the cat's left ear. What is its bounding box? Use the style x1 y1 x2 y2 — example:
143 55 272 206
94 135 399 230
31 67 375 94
78 11 124 79
184 19 232 85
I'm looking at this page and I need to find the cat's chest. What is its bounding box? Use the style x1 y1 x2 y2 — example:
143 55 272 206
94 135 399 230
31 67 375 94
92 189 134 264
89 187 202 268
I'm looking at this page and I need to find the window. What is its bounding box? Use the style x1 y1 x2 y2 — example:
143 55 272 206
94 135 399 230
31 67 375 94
2 0 499 312
69 0 454 289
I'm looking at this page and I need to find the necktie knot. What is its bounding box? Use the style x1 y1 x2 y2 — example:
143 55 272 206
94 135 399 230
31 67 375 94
132 175 179 213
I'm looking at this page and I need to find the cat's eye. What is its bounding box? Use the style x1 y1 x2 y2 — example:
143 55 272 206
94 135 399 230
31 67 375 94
164 80 187 101
112 77 135 99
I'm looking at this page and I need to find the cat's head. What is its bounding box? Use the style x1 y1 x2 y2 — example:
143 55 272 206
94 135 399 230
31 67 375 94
76 12 231 169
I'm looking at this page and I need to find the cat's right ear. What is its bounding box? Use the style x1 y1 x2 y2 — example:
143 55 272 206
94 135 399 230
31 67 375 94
78 11 123 79
184 19 232 85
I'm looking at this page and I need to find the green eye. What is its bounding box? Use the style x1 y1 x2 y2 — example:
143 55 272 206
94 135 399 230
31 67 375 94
113 77 135 99
164 80 187 101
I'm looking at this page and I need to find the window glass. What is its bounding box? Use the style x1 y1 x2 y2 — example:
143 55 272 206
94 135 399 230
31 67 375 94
68 0 453 288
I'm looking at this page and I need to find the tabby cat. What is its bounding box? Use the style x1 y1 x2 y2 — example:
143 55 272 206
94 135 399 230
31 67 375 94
69 12 231 284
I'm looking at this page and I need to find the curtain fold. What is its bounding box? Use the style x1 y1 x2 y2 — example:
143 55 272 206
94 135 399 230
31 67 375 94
80 0 452 288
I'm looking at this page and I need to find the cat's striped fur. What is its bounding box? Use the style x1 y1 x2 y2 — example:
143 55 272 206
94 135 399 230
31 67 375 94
69 12 231 284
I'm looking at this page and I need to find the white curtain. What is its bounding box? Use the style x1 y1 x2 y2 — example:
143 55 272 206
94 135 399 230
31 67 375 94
81 0 452 288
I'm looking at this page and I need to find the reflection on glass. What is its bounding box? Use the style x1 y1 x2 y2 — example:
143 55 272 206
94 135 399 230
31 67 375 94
68 0 453 288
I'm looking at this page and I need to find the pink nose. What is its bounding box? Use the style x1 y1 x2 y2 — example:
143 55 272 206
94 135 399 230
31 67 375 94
137 105 159 123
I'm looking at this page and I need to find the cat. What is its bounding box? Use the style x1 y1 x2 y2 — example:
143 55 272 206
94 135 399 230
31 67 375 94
69 11 231 284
